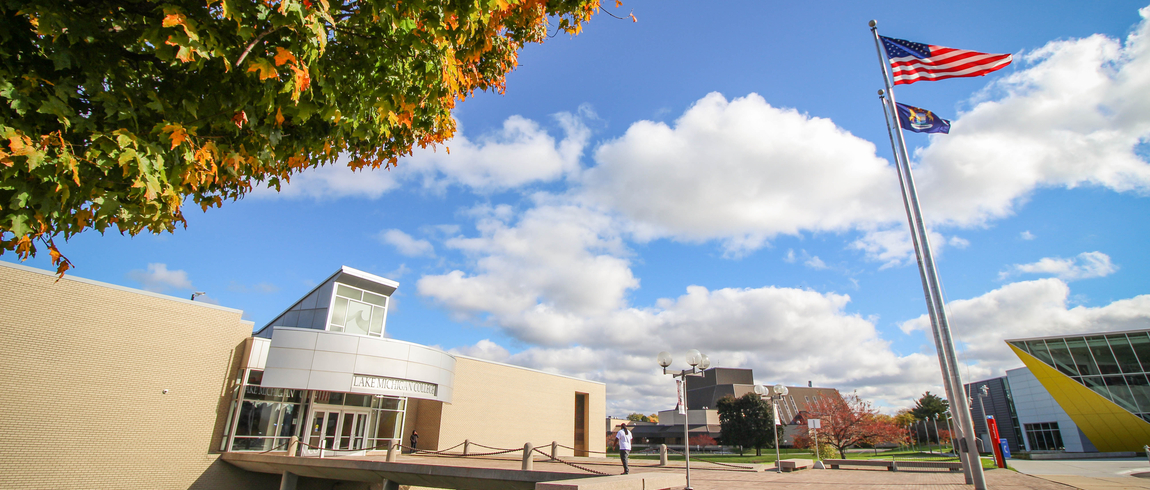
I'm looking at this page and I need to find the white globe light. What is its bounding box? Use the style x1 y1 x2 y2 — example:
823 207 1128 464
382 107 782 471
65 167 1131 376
698 354 711 370
753 385 766 395
773 384 788 396
657 351 673 368
686 349 702 367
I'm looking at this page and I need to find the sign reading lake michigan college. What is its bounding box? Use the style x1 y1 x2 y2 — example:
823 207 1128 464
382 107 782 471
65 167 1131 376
352 374 438 396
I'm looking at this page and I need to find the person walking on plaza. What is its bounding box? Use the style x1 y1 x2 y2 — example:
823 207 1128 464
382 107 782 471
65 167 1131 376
615 423 633 475
409 430 419 453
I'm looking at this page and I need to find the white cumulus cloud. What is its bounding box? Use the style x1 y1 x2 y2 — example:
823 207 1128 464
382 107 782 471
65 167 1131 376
378 229 436 257
913 8 1150 227
257 111 590 199
403 112 590 192
580 92 901 255
449 339 511 363
1000 251 1118 281
127 263 193 293
901 278 1150 378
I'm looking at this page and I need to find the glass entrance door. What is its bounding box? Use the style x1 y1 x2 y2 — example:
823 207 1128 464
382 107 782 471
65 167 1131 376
304 409 370 456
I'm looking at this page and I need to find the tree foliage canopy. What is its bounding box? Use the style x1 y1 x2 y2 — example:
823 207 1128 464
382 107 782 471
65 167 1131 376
716 392 778 456
911 391 949 421
800 391 905 459
0 0 605 274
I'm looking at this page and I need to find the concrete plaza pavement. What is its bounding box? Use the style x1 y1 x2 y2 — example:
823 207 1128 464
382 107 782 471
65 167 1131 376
1008 457 1150 490
382 453 1074 489
276 451 1150 489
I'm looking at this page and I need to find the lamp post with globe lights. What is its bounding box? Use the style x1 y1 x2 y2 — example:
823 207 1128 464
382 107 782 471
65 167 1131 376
755 384 789 473
657 349 710 490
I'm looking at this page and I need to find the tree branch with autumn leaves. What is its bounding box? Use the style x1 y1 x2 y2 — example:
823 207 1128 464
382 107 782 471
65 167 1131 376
0 0 626 276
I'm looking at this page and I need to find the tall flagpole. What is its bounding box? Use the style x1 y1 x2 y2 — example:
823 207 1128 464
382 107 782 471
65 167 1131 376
869 20 987 489
878 92 974 485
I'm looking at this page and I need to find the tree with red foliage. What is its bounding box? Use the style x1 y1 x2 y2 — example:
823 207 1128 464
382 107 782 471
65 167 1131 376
800 391 907 459
689 434 717 447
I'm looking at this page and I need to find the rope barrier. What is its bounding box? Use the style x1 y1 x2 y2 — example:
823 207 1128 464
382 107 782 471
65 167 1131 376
285 437 635 476
531 447 610 476
256 439 291 454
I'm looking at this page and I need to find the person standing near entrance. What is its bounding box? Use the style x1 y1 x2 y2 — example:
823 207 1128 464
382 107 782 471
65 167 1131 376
615 423 632 474
409 430 419 453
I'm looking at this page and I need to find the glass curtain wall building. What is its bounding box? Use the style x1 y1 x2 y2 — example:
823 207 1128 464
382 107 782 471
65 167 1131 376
1007 329 1150 453
1008 331 1150 421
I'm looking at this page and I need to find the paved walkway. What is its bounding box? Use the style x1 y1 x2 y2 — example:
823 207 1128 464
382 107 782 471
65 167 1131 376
680 466 1070 489
316 452 1150 489
382 453 1072 489
1008 458 1150 490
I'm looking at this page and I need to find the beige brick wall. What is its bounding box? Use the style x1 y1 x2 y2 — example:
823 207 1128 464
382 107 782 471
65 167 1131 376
0 263 277 490
434 357 606 457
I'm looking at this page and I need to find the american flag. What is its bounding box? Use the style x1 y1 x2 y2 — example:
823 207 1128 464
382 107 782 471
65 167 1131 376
881 36 1012 85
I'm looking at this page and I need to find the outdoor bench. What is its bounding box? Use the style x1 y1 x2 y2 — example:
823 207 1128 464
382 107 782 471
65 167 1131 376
777 459 814 472
822 459 963 472
889 460 963 472
823 459 895 471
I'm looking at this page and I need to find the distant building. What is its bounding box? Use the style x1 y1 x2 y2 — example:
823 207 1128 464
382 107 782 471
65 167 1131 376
962 376 1024 454
629 367 842 448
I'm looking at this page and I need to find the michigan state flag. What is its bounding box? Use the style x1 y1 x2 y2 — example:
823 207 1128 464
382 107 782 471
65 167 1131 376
896 102 950 134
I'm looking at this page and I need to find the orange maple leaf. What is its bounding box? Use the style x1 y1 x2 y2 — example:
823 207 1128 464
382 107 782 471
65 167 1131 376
615 0 622 7
232 111 248 128
273 47 296 67
247 58 278 80
162 12 187 28
630 12 637 22
275 107 285 126
162 124 187 149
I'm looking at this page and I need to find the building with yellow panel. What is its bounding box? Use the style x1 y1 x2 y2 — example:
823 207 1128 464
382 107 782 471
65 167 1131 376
1005 330 1150 453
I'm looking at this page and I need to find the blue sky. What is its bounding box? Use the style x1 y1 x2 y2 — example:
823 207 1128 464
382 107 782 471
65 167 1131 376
9 1 1150 415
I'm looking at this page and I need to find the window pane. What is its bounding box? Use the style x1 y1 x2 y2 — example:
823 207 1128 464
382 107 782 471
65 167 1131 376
339 414 355 449
244 386 284 401
1129 333 1150 373
375 411 400 439
345 394 371 407
363 291 387 307
284 389 302 403
1025 340 1055 368
370 306 385 336
336 284 363 301
1081 376 1112 401
1105 375 1139 412
1128 375 1150 412
1046 340 1080 376
1109 335 1143 374
1088 336 1120 375
1065 337 1099 376
309 412 325 448
236 401 280 437
378 397 403 411
247 369 264 385
330 297 348 326
345 300 372 336
279 403 301 438
324 412 339 449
